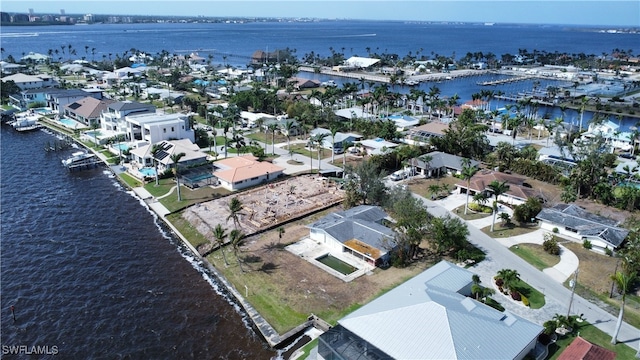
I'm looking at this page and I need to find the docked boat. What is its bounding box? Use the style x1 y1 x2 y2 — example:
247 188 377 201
11 115 41 131
62 151 100 170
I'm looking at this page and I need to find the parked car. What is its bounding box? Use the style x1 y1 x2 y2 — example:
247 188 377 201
619 152 634 159
390 170 408 181
333 147 344 154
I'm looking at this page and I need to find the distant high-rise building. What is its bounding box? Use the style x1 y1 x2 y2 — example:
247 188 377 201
60 9 65 15
28 8 34 15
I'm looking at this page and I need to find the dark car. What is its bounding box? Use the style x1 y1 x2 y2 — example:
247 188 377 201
620 152 634 159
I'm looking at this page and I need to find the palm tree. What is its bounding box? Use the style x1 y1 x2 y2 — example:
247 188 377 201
610 270 637 344
229 229 246 272
330 126 339 164
488 180 510 232
151 143 162 186
213 224 229 266
460 162 477 215
313 132 330 173
227 197 243 230
282 120 295 157
267 123 279 155
497 268 520 293
277 227 285 243
169 152 186 201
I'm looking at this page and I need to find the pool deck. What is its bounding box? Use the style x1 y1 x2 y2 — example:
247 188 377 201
286 237 374 282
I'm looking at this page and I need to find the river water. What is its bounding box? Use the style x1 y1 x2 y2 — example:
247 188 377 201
0 127 275 359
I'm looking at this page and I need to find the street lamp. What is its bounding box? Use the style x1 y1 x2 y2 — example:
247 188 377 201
567 269 579 317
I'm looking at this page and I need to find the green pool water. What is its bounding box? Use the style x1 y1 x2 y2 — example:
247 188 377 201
316 254 357 275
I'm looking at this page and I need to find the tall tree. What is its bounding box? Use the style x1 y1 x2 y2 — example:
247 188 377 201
227 197 243 230
229 229 246 272
150 143 162 186
267 123 279 156
213 224 229 266
460 161 477 215
488 180 510 232
428 215 469 255
169 152 186 201
313 132 330 173
610 270 637 344
282 120 296 157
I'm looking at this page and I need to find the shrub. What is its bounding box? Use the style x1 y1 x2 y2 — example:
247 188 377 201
521 293 530 307
543 234 561 255
511 291 521 301
552 227 559 233
605 247 613 256
495 278 504 287
582 239 592 249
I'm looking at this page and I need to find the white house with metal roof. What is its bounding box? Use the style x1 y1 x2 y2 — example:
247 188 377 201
307 205 395 267
536 204 629 252
318 260 543 360
125 112 195 144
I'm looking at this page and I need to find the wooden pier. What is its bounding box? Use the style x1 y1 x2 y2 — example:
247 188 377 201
478 75 536 86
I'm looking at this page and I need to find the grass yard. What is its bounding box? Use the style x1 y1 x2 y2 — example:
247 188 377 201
406 176 462 199
562 241 640 329
452 204 492 221
144 178 232 213
118 172 143 188
547 321 636 360
510 243 561 271
480 223 540 238
512 278 546 309
285 143 331 161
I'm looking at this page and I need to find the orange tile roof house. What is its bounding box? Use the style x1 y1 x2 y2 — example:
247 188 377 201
455 170 540 206
214 155 285 191
558 336 616 360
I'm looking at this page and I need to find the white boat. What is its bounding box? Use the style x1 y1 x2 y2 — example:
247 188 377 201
321 80 337 87
405 80 419 86
62 151 99 170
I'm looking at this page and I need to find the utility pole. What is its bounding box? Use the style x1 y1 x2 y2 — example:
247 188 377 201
567 269 579 318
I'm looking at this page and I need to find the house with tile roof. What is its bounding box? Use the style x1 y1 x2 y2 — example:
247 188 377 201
46 89 102 115
64 96 116 126
307 205 395 267
405 121 449 145
558 336 616 360
213 155 285 191
318 260 543 360
455 170 540 206
536 204 629 252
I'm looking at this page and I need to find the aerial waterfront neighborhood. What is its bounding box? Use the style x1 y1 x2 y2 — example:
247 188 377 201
3 9 640 360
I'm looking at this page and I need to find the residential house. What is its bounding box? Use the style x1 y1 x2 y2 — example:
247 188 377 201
411 151 479 178
102 66 147 85
579 120 633 151
309 128 363 149
455 170 539 206
125 112 195 144
289 77 320 90
143 87 185 104
536 204 629 252
135 139 206 170
46 89 102 115
557 336 616 360
101 101 156 133
264 117 303 137
405 121 448 145
2 73 56 90
213 155 285 191
318 260 543 360
0 61 25 75
359 138 398 155
64 96 116 126
307 205 395 267
385 114 420 131
8 88 49 110
240 111 276 128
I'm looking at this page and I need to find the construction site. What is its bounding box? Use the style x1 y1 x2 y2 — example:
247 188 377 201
182 174 345 240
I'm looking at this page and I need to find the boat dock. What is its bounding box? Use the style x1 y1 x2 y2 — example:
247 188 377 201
478 75 536 86
298 66 488 84
62 151 101 171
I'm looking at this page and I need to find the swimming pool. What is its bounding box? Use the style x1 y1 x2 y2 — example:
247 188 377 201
316 254 357 275
138 167 156 177
114 143 130 152
59 118 82 129
84 130 103 137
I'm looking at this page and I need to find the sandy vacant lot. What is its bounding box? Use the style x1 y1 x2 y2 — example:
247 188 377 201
182 174 344 243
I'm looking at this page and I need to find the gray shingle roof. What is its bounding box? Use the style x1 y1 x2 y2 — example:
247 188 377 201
307 205 394 250
536 204 628 247
414 151 479 171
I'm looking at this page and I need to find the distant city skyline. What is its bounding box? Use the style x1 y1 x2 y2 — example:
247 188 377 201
1 1 638 27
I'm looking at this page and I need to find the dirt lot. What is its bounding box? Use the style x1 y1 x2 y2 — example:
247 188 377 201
209 206 436 331
182 174 344 241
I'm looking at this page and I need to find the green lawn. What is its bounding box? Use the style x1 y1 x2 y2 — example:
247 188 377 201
118 173 143 188
512 278 546 309
166 212 210 249
480 223 539 238
547 321 636 360
297 338 319 360
510 243 561 271
452 205 491 221
144 178 232 213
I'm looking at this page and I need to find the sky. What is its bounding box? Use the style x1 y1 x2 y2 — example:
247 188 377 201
1 0 639 27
